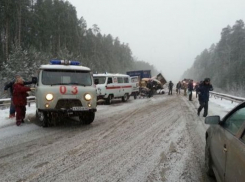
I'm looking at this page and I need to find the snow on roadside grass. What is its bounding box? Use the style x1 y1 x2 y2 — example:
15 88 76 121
209 97 239 118
0 104 36 129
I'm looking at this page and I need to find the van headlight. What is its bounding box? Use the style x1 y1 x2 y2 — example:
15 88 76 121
46 93 54 101
84 93 92 101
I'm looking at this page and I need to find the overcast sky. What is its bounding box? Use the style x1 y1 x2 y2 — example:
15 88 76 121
68 0 245 82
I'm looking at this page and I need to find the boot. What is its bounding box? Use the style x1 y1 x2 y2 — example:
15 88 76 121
9 113 15 118
16 120 21 126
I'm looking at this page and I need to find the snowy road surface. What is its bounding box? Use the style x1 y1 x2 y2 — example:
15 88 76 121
0 93 238 182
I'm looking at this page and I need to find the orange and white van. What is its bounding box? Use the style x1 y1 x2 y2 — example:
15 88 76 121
93 73 133 104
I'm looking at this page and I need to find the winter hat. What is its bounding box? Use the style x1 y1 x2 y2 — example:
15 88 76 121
204 78 210 82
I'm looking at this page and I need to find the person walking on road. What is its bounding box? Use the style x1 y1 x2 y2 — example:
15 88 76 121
194 82 199 98
188 80 194 101
146 79 153 98
13 76 32 126
168 81 174 95
197 78 213 117
4 75 33 118
176 81 181 95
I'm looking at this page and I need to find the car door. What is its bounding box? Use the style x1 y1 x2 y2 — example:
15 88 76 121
222 106 245 182
209 124 227 181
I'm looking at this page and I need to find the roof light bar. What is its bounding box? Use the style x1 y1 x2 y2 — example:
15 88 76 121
50 60 80 65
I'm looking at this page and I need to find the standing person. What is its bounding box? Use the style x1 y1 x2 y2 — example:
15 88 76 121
194 82 199 98
188 80 194 101
183 82 187 96
176 81 181 95
13 76 31 126
197 78 213 117
146 79 153 98
4 75 33 118
168 81 173 95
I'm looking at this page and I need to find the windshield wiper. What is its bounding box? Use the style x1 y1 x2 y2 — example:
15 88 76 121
69 82 86 86
50 83 68 86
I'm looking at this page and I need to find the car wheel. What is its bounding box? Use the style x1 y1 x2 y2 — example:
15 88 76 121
122 93 128 102
36 111 48 127
79 112 95 125
205 141 215 177
106 95 112 105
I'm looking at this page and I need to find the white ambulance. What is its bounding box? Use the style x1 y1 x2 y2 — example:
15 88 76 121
93 73 133 104
34 60 97 127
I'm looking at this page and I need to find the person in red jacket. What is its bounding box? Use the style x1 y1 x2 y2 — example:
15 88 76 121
13 77 31 126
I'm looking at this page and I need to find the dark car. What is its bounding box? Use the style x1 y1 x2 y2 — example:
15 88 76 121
205 102 245 182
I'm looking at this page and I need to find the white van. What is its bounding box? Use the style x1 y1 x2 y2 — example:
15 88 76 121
130 76 140 99
34 60 97 127
93 73 133 104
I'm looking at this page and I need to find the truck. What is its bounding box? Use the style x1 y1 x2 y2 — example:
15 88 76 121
126 70 152 79
126 70 151 99
155 73 167 86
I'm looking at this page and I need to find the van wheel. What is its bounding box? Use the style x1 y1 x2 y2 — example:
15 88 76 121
134 93 137 99
122 93 128 102
79 112 95 125
106 95 112 105
205 141 214 176
36 111 48 127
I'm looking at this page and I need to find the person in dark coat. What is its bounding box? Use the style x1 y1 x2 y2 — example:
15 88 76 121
188 80 194 101
13 77 31 126
168 81 173 95
194 82 199 98
146 80 153 98
4 75 33 118
176 81 181 95
197 78 213 117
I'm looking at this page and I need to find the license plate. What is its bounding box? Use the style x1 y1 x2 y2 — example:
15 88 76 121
72 107 89 111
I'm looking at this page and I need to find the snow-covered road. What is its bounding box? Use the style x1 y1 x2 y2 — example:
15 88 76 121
0 93 239 182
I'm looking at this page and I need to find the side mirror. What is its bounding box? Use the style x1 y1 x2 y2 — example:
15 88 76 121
205 116 220 125
32 77 38 84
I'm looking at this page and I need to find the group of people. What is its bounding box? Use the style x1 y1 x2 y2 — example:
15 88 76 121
167 78 213 117
4 75 34 126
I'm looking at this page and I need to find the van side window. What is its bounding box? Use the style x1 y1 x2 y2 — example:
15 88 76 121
118 77 123 83
107 77 113 84
124 77 129 83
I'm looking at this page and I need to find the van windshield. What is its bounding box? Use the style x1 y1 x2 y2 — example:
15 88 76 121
93 77 106 84
42 70 92 86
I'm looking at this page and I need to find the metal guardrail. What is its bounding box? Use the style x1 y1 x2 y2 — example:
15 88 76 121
0 92 244 108
0 96 36 108
210 91 245 103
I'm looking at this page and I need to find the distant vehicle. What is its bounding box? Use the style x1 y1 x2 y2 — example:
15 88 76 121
126 70 152 79
34 60 97 127
205 102 245 182
93 73 132 104
155 73 167 85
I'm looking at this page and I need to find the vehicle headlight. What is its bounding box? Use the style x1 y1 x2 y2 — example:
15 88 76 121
46 93 54 101
84 93 92 101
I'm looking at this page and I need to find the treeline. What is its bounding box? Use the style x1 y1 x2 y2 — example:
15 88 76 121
182 20 245 96
0 0 159 89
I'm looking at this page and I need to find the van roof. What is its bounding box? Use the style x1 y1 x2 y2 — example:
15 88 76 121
39 64 91 71
93 73 129 77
